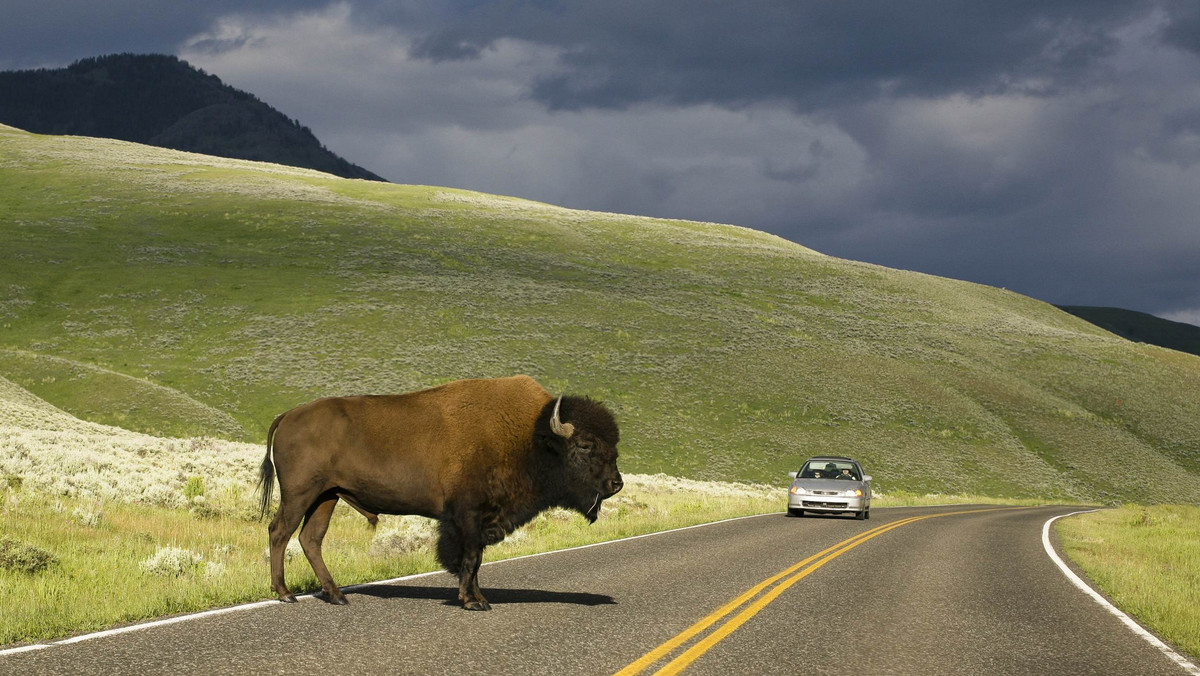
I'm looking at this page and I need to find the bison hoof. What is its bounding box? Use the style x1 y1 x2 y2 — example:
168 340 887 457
278 593 297 604
464 599 491 611
322 589 349 605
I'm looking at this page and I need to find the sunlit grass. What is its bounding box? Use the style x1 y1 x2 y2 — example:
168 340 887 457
0 474 777 647
870 490 1059 508
1056 505 1200 661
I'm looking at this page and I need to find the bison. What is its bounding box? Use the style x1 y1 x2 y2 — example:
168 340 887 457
257 375 623 610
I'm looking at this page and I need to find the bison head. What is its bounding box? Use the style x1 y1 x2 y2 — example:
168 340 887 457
537 395 622 522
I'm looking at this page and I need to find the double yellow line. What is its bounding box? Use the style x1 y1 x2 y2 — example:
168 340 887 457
614 507 1027 676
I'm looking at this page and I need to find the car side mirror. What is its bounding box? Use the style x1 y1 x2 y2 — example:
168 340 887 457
862 475 872 482
788 471 798 479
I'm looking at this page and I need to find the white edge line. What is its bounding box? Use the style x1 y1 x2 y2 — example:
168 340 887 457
1043 510 1200 675
0 644 50 655
0 511 778 658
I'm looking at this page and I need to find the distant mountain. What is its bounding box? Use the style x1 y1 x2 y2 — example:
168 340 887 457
1057 305 1200 357
0 53 385 182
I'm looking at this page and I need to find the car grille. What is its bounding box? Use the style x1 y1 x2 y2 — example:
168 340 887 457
802 500 848 508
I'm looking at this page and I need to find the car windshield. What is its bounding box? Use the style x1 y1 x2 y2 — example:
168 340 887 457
798 460 860 480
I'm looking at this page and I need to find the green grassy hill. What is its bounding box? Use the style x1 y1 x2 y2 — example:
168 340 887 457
2 122 1198 504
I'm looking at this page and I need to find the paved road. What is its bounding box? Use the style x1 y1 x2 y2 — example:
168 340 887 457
3 505 1191 675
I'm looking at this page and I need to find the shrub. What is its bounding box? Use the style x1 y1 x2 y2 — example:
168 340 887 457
183 476 205 501
188 495 221 519
369 517 435 557
140 485 185 509
140 546 203 577
71 506 103 528
0 536 57 574
202 561 225 580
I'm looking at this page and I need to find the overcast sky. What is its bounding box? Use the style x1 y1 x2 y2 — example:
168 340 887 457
5 1 1200 324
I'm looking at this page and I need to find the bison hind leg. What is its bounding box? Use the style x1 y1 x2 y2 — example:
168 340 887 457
268 501 308 603
300 493 347 605
436 517 463 575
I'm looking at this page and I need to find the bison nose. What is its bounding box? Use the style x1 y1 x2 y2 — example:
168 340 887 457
606 476 624 496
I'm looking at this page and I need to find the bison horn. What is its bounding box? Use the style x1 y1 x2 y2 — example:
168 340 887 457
551 395 576 439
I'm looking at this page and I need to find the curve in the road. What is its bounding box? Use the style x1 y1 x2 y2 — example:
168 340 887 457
615 506 1032 676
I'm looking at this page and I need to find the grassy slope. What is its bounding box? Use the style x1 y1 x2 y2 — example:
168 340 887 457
2 123 1199 503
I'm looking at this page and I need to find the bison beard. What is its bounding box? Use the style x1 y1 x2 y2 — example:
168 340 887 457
258 376 622 611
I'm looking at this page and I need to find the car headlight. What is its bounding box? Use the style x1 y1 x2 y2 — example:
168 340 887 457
790 486 806 495
843 489 863 497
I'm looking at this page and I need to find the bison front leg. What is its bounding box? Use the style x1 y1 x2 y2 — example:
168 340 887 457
438 504 491 611
458 540 489 611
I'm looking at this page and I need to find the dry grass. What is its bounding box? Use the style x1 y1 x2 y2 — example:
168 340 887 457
0 468 778 647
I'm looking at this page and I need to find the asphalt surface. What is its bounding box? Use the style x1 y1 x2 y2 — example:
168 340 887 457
2 505 1192 675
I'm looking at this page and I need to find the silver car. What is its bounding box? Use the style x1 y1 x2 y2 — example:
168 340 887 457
787 456 873 520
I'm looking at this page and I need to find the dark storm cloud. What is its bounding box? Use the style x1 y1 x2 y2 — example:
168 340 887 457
1160 0 1200 54
406 0 1148 111
0 1 327 69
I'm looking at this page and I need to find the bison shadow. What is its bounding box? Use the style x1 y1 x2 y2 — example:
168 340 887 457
349 584 617 608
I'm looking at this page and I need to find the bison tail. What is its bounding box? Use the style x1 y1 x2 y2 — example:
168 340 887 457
257 413 285 520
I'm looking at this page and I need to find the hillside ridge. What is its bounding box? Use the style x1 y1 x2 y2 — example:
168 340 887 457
1058 305 1200 358
0 53 385 181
